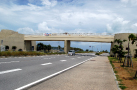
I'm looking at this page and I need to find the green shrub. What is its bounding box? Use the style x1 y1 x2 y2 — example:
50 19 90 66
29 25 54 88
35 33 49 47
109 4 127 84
95 53 100 55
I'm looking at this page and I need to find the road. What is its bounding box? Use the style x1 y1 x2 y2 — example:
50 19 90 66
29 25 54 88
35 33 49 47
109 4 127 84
0 53 95 90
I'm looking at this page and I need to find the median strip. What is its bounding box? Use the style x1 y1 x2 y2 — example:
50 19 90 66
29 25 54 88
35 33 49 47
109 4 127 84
0 68 22 74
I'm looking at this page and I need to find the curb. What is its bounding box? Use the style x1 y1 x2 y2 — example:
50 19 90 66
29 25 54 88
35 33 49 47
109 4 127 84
15 58 93 90
110 63 121 90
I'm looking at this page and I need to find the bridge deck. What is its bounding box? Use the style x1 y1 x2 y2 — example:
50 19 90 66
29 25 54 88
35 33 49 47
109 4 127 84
24 35 114 43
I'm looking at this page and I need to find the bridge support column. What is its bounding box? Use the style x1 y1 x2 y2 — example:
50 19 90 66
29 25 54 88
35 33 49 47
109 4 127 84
64 40 70 53
24 41 37 51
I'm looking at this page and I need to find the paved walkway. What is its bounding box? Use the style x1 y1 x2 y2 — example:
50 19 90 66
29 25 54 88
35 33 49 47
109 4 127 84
28 56 118 90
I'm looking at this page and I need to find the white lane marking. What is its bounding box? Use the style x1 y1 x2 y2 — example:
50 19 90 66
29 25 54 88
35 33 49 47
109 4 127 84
49 58 51 59
41 63 52 65
60 60 67 62
65 56 69 57
15 59 90 90
77 57 81 58
0 62 11 64
0 61 20 64
0 68 22 75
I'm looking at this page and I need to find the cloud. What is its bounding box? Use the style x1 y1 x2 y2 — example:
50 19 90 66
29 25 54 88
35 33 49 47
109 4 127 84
0 0 136 35
133 23 137 27
105 17 137 33
38 22 50 31
41 0 57 7
121 0 137 6
17 27 35 34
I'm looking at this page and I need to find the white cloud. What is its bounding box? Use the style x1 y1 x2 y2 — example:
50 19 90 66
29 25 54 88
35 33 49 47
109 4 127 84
0 0 136 35
38 22 50 31
133 23 137 27
17 27 35 34
121 0 137 6
106 17 133 33
121 0 129 3
106 24 113 32
41 0 57 7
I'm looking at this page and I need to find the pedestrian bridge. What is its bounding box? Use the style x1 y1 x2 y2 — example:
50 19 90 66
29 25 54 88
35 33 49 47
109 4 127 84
24 33 114 43
24 33 114 53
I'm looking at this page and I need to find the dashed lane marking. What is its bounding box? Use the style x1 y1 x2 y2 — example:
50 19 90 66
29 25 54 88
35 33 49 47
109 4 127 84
0 68 22 75
41 63 52 65
60 60 67 62
0 61 20 64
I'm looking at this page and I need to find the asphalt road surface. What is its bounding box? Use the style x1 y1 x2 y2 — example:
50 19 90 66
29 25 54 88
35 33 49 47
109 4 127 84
0 53 95 90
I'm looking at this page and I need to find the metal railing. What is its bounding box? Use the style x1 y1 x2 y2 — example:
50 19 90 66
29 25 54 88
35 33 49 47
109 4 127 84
25 33 114 36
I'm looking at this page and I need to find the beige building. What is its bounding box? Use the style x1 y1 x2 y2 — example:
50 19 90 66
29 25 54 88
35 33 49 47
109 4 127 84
0 29 36 51
110 33 137 57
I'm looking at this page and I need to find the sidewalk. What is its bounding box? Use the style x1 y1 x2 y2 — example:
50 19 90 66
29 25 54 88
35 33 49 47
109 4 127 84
28 56 118 90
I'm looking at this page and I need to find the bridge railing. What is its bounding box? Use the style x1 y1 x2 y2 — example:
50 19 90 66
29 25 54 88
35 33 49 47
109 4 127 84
25 33 114 36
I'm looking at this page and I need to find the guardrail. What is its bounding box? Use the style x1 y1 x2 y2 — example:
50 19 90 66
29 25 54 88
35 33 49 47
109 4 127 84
25 33 114 36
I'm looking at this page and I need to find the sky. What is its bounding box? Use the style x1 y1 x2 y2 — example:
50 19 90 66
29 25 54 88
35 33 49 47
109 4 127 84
0 0 137 51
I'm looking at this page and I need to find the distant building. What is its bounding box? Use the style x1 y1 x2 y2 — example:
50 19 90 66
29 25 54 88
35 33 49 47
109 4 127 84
0 29 36 51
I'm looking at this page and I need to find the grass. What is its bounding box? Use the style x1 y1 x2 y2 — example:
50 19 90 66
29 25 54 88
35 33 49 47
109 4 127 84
108 56 127 90
95 51 109 55
0 51 66 57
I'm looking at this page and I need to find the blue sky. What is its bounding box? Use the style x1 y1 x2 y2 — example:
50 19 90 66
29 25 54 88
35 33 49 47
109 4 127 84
0 0 137 51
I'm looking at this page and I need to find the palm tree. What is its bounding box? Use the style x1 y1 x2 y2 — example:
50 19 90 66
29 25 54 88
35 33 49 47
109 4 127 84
47 44 51 52
111 45 119 58
58 45 61 50
37 43 44 51
114 39 127 60
43 45 47 53
128 34 136 55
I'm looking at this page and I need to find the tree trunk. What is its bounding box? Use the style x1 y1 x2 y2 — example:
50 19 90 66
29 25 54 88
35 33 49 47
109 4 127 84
135 71 137 78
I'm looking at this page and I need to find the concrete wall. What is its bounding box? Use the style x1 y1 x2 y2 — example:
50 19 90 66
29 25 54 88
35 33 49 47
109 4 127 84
0 29 24 51
110 33 137 57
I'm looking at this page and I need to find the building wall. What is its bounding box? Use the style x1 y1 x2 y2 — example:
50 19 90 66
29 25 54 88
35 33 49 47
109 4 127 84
0 29 24 51
110 33 137 57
